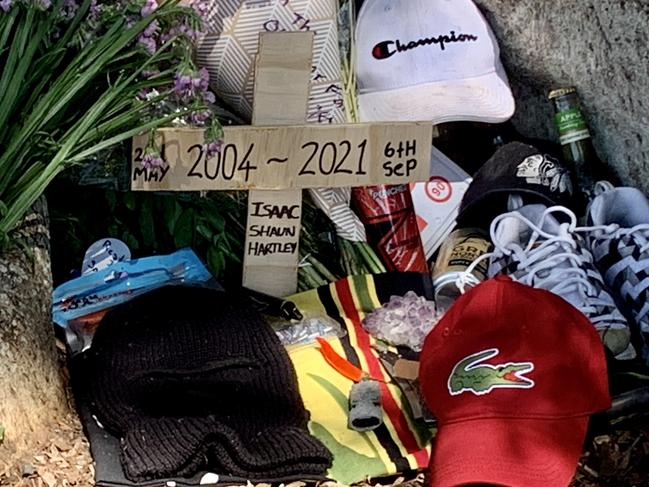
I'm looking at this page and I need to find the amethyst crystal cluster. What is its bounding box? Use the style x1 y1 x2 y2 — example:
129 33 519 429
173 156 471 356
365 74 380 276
362 291 440 351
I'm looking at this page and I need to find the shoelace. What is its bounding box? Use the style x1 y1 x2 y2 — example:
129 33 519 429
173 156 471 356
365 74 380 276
458 206 619 326
578 222 649 254
581 180 649 253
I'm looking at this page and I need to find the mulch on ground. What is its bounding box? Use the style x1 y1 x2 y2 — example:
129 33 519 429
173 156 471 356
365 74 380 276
0 407 647 487
1 342 647 487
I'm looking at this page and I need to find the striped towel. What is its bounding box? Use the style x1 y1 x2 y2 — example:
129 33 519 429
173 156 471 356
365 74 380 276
286 273 435 484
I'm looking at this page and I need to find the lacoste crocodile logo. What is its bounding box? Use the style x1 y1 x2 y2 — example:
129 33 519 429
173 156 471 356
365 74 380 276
448 348 535 396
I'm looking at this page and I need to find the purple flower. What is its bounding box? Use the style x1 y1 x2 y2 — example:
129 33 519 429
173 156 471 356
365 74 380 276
197 67 209 90
174 74 192 90
138 34 157 54
161 22 197 43
204 140 223 159
190 110 211 125
204 90 216 104
59 0 79 19
0 0 13 12
174 66 213 104
174 72 195 100
141 0 157 17
143 19 159 37
191 0 209 18
141 152 164 169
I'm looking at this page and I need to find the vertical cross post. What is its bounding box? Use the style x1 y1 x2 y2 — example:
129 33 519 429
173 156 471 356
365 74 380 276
242 32 314 297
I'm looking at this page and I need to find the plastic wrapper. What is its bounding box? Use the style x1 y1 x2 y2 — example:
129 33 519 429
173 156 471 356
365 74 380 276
52 248 215 355
275 316 346 346
362 291 441 351
352 185 428 272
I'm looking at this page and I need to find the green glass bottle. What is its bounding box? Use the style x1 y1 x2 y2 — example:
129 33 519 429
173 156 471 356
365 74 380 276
548 87 616 200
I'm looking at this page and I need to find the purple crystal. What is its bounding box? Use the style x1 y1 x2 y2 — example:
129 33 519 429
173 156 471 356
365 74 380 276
361 291 441 351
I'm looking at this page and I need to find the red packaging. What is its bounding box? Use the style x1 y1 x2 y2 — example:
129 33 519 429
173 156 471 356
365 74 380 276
352 184 428 273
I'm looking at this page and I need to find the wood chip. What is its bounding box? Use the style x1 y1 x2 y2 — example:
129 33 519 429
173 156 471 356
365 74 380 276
52 439 71 453
41 472 56 487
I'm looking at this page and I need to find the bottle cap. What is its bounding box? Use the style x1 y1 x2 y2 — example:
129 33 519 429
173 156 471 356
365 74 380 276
548 87 577 100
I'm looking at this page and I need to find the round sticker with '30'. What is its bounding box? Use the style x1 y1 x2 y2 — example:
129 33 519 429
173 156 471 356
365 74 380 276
425 176 452 203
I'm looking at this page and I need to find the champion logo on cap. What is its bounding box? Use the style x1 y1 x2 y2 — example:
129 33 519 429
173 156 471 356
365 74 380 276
447 348 535 396
371 30 479 60
354 0 515 124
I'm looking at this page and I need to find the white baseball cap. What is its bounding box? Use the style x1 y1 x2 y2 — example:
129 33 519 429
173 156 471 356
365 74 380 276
355 0 515 124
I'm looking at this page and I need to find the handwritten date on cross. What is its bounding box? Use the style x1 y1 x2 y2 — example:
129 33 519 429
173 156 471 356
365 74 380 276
131 123 432 191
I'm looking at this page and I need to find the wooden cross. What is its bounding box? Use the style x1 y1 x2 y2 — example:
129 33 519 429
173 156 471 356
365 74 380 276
131 32 432 297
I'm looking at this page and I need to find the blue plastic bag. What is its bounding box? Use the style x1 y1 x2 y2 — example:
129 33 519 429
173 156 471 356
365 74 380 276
52 248 215 354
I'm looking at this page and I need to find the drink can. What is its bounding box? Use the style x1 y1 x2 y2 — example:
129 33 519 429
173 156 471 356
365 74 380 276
432 228 491 310
352 184 428 273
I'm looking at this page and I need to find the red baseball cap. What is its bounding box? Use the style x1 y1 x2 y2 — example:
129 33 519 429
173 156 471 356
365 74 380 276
419 275 611 487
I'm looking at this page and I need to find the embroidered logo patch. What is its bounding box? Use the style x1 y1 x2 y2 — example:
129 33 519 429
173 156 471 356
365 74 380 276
516 154 573 194
447 348 535 396
372 31 479 60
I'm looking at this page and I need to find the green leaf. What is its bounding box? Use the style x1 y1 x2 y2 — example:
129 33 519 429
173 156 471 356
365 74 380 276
138 197 156 249
173 209 195 248
123 192 136 211
204 210 225 233
0 424 4 445
207 246 225 277
121 230 140 251
219 245 242 264
196 223 214 242
105 190 117 213
107 223 121 238
0 1 202 238
162 197 182 236
0 200 7 217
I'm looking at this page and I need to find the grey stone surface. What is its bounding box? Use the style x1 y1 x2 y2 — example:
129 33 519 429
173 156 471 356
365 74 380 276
475 0 649 192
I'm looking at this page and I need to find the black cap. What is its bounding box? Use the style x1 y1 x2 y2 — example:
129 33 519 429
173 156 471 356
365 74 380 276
457 142 577 229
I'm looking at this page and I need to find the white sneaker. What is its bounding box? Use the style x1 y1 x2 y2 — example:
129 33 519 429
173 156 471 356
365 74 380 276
485 204 635 360
584 184 649 363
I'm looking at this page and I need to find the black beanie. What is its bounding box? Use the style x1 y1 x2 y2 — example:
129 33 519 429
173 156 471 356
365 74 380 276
87 285 332 481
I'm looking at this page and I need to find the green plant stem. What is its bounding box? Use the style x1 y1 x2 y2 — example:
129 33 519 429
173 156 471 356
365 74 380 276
299 264 327 289
0 9 18 59
0 14 201 237
0 9 171 196
305 254 338 282
356 241 386 273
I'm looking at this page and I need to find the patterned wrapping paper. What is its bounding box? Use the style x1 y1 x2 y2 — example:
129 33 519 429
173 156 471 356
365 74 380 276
309 187 367 241
196 0 368 242
197 0 346 125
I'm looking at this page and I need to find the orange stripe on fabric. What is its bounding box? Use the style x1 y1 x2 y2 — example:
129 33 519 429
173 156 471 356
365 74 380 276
335 278 430 469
